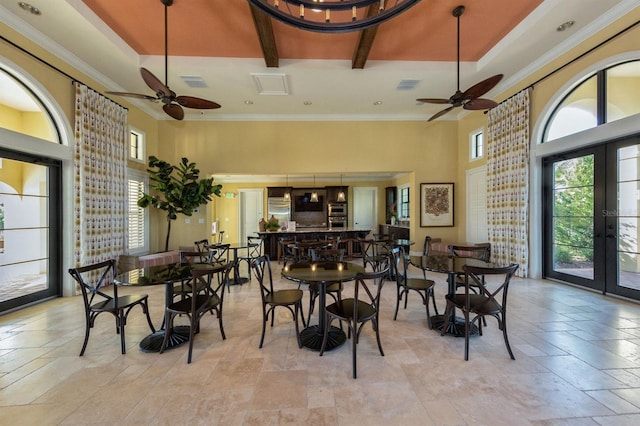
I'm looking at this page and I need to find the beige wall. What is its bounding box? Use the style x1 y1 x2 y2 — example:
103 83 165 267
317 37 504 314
1 8 639 260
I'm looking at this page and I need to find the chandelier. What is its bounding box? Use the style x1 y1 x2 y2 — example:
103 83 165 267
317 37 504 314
247 0 422 33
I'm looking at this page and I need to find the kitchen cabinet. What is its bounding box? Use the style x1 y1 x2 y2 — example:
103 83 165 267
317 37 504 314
379 224 409 240
267 186 292 197
326 186 348 203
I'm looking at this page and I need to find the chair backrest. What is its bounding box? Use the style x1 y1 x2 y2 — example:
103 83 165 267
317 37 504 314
310 248 345 262
423 236 432 255
353 267 389 317
390 246 411 286
181 250 214 264
194 239 209 252
194 263 232 306
68 259 117 311
246 236 264 258
449 243 491 261
251 255 274 301
462 263 519 311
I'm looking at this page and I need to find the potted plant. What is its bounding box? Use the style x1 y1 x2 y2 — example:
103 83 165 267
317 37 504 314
138 156 222 252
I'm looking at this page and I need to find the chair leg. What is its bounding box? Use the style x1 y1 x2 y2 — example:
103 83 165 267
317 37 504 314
393 287 402 320
374 318 385 357
501 317 515 360
187 315 197 364
424 290 433 329
259 307 268 349
352 320 358 379
218 307 226 340
79 315 91 356
137 299 156 333
118 313 126 354
464 311 471 361
294 302 302 349
307 289 316 326
319 313 332 356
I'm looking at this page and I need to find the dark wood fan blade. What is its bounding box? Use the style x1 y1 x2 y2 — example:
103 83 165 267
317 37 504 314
416 98 451 105
176 96 221 109
140 68 171 97
463 74 503 100
105 91 157 101
428 106 456 121
464 98 499 110
163 103 184 120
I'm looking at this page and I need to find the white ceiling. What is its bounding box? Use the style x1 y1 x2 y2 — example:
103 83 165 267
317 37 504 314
0 0 637 122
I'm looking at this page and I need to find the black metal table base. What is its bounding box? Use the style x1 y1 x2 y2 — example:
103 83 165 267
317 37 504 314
231 277 249 285
139 325 191 353
300 325 346 351
431 314 479 337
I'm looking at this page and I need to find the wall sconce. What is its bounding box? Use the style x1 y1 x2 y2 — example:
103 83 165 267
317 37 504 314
310 175 319 202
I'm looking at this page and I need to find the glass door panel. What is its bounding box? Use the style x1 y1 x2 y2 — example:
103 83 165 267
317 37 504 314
607 142 640 297
0 152 60 313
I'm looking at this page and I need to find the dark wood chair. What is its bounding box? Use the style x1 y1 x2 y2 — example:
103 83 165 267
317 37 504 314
320 267 389 378
391 247 436 328
306 248 346 325
68 259 155 356
278 236 297 266
251 255 305 349
441 263 519 360
360 238 391 273
449 243 491 292
237 235 264 280
159 263 231 363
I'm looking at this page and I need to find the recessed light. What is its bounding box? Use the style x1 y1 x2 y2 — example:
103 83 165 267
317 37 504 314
557 20 574 32
373 101 382 106
303 101 312 106
244 100 254 105
18 2 41 15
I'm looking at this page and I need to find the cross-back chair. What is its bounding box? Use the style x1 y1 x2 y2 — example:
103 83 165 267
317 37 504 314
391 247 436 328
68 259 155 356
441 263 519 360
305 248 346 325
320 267 389 378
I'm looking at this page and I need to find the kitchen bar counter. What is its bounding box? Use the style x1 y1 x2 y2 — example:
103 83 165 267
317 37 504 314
258 228 372 260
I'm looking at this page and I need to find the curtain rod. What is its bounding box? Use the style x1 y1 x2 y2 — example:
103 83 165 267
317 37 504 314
491 19 640 109
0 34 128 111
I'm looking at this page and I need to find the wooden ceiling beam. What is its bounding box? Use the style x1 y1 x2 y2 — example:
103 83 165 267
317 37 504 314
352 5 380 69
249 3 279 68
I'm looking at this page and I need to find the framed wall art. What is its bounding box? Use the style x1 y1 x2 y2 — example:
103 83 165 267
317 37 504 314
420 183 454 227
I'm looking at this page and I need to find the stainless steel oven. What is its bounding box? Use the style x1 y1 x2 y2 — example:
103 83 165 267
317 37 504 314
328 203 347 216
328 216 347 229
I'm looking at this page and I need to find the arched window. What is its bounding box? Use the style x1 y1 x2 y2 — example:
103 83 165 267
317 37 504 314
0 67 59 143
542 60 640 143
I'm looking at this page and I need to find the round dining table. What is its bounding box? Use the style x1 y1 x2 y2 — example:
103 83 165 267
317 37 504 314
282 261 365 351
115 262 224 352
409 254 495 337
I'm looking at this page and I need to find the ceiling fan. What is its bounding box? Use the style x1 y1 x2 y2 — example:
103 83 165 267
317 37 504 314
106 0 220 120
417 5 503 121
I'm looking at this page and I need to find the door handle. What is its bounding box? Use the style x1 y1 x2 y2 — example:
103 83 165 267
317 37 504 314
606 234 616 239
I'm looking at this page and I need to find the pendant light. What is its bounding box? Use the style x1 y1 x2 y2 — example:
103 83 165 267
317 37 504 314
284 175 290 200
310 175 319 202
337 174 346 202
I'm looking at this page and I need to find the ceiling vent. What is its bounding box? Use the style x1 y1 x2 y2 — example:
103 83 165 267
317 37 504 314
180 76 208 88
251 73 289 95
396 79 421 91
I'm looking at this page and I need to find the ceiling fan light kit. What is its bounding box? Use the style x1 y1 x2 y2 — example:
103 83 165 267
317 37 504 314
247 0 422 33
106 0 221 120
417 5 503 121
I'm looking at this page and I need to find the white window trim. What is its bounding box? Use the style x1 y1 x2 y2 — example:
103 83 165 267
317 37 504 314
469 127 484 161
129 127 146 164
126 168 149 255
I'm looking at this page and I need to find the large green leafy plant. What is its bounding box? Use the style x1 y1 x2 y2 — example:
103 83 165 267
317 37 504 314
138 156 222 252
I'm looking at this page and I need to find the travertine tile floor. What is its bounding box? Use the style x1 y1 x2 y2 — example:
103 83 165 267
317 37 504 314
2 260 640 425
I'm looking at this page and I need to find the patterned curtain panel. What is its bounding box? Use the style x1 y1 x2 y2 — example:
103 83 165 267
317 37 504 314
486 89 530 277
73 83 128 272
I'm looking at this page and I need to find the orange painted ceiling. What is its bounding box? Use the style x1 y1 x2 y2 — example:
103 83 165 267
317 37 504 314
82 0 542 63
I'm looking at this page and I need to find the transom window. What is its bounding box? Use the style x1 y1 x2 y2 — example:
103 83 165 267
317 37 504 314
543 60 640 142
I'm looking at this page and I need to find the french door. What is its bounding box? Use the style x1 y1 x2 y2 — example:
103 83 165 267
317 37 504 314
0 149 61 313
543 135 640 299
